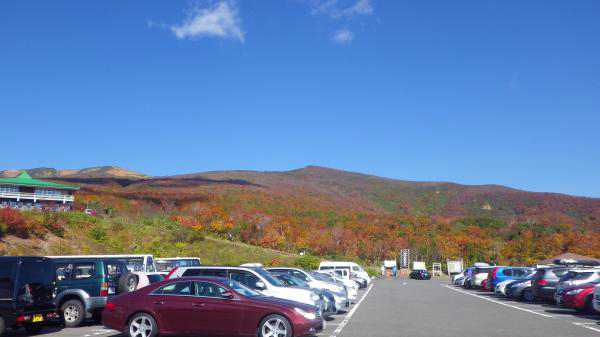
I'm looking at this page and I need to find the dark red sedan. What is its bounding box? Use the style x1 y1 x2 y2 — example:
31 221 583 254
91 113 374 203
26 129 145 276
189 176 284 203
102 276 324 337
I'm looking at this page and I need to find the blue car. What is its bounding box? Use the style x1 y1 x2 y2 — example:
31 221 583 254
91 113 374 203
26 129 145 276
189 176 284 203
488 266 534 288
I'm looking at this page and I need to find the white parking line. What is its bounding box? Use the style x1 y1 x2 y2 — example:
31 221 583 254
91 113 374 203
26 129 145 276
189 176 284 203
442 285 554 318
330 284 374 337
443 285 600 334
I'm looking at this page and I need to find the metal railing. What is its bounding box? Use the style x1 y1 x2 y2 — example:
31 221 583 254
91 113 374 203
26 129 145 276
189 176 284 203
0 191 74 203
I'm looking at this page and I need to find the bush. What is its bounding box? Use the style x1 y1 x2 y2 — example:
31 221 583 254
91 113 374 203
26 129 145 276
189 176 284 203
0 208 34 238
293 255 321 270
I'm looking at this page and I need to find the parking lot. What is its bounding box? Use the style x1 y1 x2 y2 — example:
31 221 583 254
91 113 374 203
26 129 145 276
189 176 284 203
6 277 600 337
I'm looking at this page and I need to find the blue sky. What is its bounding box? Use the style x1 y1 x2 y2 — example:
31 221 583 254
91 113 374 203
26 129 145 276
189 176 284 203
1 0 599 197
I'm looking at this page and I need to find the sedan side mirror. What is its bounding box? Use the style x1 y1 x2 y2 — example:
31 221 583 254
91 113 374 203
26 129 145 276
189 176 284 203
255 281 266 290
222 291 235 299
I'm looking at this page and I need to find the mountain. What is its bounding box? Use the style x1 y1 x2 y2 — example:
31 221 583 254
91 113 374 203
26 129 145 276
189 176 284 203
0 166 146 179
3 165 599 225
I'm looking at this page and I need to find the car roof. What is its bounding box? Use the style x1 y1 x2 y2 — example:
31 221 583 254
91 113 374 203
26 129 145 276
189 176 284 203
168 276 231 283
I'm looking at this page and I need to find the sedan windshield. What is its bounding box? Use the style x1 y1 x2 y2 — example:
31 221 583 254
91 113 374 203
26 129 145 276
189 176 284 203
224 279 261 297
253 268 285 287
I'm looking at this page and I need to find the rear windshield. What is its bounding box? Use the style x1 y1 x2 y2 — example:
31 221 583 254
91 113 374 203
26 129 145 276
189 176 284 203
572 272 595 281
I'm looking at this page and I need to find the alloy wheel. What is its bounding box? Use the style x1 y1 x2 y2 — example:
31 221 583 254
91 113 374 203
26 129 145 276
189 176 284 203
64 306 79 322
130 316 153 337
262 317 287 337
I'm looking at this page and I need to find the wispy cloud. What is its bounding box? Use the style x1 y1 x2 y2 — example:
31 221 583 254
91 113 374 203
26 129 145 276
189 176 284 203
312 0 373 19
168 1 244 43
333 29 354 43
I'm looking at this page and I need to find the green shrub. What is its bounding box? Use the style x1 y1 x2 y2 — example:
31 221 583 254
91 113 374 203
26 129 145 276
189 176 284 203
293 255 321 270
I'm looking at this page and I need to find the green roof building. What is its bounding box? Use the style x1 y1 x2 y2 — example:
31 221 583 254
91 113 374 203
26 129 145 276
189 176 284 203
0 172 79 211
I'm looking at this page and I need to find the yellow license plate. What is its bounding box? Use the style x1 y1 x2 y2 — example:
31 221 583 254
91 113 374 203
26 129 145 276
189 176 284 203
32 314 43 323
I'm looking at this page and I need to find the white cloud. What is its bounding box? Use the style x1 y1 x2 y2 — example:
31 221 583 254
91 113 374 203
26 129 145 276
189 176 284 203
312 0 373 19
333 29 354 43
170 1 244 43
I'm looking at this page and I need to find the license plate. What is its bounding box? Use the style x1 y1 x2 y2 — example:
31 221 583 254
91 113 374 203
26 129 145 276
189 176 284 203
32 314 43 323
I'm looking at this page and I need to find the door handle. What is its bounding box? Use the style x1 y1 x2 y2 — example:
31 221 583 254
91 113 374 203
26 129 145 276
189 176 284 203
192 303 205 307
154 301 164 305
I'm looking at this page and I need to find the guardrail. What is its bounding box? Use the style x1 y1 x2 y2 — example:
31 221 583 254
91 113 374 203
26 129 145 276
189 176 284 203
0 191 74 203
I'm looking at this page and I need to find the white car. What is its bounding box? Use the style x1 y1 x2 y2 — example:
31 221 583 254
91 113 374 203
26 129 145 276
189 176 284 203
593 283 600 312
167 266 324 309
314 270 358 301
494 279 514 296
132 272 164 290
319 261 370 285
265 267 346 294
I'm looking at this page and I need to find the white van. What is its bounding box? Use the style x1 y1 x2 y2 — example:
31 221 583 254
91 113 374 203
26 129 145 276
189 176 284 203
318 261 370 284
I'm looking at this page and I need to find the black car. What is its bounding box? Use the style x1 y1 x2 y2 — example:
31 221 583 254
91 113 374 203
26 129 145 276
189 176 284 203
409 270 431 280
0 256 58 336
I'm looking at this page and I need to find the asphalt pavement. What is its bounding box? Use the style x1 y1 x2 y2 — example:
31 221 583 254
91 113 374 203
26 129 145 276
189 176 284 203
5 278 600 337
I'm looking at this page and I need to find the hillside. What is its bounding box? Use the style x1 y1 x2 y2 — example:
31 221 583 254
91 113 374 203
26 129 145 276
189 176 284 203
0 166 146 179
3 165 600 266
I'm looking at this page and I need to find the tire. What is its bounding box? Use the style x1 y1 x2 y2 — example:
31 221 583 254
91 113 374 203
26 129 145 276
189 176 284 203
127 313 158 337
522 288 535 302
24 323 45 334
119 272 138 293
61 299 85 327
584 294 594 313
0 316 5 337
258 314 292 337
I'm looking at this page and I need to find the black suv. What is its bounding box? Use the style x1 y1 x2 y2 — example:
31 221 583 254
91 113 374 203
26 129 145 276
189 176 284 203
52 258 136 327
531 267 568 301
0 257 57 336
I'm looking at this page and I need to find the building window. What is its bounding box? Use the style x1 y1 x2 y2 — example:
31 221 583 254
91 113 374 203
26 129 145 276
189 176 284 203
34 189 64 196
0 186 19 193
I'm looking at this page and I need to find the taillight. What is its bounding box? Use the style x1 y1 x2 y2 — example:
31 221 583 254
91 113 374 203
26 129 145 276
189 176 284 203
105 302 116 312
165 267 178 279
100 282 109 296
538 279 547 286
16 316 31 322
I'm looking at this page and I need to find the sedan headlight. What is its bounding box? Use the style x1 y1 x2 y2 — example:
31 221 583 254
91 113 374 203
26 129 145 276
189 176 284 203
310 293 320 302
295 307 317 320
566 289 584 295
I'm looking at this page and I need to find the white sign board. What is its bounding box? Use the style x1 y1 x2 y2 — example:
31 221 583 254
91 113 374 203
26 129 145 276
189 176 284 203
383 260 397 268
447 260 463 274
413 261 426 270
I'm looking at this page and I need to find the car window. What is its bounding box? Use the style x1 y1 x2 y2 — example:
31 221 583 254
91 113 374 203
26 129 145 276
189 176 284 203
55 263 72 281
183 268 227 278
154 281 192 295
147 275 164 284
146 256 155 272
0 261 14 299
552 269 568 278
72 263 96 279
572 272 594 281
290 270 309 282
352 266 360 271
195 281 229 298
502 269 512 276
320 266 335 270
229 270 263 289
105 262 126 278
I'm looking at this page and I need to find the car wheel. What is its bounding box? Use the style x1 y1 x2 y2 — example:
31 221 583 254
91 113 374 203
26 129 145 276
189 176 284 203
585 294 594 313
259 314 292 337
24 323 45 334
61 299 85 327
522 288 535 302
127 313 157 337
